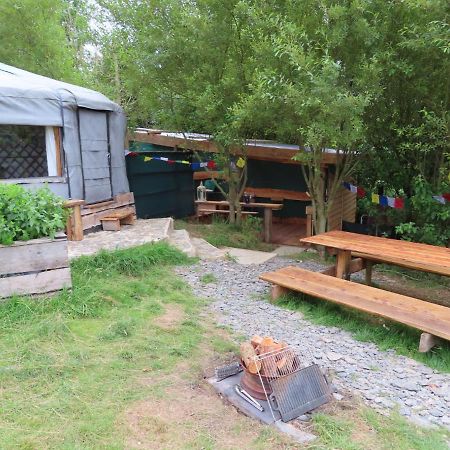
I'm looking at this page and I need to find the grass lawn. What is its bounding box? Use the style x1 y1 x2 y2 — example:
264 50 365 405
175 216 276 252
0 243 448 449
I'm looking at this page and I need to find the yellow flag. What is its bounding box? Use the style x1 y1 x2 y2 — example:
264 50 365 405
236 157 246 169
144 156 152 162
371 193 380 204
181 160 190 164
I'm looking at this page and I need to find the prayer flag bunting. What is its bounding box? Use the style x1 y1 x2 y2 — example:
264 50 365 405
387 197 395 208
357 186 366 198
340 182 438 210
236 157 246 169
379 195 388 207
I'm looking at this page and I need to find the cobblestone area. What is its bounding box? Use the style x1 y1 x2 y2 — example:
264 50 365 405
68 218 171 259
176 258 450 429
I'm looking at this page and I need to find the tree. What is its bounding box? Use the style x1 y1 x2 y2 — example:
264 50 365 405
0 0 86 83
99 0 256 224
231 1 380 233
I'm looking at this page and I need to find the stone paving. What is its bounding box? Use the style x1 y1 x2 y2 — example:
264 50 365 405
176 257 450 429
68 218 172 259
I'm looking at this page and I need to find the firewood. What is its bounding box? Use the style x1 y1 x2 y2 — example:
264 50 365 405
240 342 261 374
251 335 263 349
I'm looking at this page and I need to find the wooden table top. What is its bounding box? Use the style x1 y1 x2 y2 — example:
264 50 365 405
301 231 450 277
195 200 283 210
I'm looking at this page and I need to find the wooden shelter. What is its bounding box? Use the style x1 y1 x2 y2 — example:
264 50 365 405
132 129 357 244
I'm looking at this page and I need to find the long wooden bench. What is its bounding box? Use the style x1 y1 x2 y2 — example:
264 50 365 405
260 266 450 352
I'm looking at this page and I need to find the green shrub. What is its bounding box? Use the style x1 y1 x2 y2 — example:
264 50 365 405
395 176 449 246
0 184 67 245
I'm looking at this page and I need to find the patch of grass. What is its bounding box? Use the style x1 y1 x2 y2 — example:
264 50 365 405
278 293 450 372
376 264 450 289
200 273 217 284
0 243 201 449
175 217 276 251
311 408 449 450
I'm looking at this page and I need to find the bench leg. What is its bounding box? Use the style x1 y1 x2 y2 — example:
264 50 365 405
264 208 273 243
102 219 121 231
365 260 373 286
336 250 351 279
271 285 290 302
419 332 439 353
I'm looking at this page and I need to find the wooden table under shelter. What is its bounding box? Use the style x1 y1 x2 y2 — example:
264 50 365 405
301 230 450 281
195 200 283 243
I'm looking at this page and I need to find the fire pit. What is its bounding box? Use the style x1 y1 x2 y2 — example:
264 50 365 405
240 360 272 400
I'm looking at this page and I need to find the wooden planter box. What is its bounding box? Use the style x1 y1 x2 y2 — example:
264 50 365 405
0 236 72 298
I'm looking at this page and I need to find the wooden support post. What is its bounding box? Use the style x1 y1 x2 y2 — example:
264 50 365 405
419 332 439 353
264 207 273 243
365 260 373 286
305 206 313 237
271 284 290 302
63 199 85 241
335 249 351 279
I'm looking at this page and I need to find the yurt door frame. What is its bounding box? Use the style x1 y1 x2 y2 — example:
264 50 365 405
77 108 113 204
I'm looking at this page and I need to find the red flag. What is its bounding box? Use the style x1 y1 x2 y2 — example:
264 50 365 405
394 197 404 209
168 160 175 165
357 187 366 198
442 193 450 202
207 160 216 169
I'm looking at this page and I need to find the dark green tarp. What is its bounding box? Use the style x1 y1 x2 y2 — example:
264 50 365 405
127 142 194 219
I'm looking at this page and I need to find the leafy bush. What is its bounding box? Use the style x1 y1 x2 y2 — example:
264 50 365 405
395 176 450 246
0 184 67 245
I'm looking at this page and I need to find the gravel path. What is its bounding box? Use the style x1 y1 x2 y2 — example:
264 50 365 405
176 257 450 429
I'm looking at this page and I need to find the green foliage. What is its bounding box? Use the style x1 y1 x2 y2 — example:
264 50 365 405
72 241 191 277
395 177 450 246
0 0 90 83
0 184 67 245
175 216 274 252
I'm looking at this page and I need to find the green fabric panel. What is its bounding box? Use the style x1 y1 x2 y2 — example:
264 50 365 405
126 146 194 219
247 160 309 217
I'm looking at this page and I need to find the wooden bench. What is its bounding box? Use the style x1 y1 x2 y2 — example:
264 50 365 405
245 187 310 202
100 209 135 231
197 208 258 218
260 266 450 352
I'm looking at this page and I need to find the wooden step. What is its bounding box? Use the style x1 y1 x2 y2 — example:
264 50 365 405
260 266 450 347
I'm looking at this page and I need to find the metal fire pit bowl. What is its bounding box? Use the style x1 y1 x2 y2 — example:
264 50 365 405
240 360 273 400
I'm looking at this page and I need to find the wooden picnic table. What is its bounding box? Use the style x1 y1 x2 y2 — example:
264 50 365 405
301 230 450 280
195 200 283 243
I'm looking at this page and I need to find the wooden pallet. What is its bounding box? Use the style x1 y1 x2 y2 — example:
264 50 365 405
260 266 450 352
80 192 136 230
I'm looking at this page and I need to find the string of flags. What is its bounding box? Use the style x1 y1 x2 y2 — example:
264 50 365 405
343 182 450 209
126 151 217 170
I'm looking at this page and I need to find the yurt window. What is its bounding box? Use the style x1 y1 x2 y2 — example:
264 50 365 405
0 125 62 180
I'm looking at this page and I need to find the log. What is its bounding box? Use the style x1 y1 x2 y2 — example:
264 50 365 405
240 342 261 374
251 335 263 349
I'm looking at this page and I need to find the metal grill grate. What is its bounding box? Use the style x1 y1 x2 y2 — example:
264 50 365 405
254 346 331 421
0 125 47 179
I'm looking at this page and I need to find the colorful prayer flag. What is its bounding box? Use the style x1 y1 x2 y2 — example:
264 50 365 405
379 195 388 207
350 184 357 194
387 197 395 208
394 198 404 209
236 157 246 169
144 156 152 162
371 193 380 204
357 187 366 198
207 160 216 169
